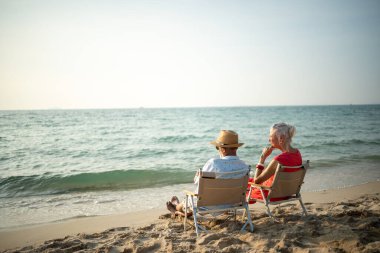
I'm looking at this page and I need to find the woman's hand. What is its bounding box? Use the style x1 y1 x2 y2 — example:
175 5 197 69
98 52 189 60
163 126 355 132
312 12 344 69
259 145 274 164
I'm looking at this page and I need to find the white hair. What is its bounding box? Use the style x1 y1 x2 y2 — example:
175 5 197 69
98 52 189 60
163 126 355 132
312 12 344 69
271 122 296 144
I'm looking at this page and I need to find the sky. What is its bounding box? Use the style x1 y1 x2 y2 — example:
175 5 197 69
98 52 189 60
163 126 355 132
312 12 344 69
0 0 379 110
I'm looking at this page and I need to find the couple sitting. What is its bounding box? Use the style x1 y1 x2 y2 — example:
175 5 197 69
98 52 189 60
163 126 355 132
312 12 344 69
166 123 302 217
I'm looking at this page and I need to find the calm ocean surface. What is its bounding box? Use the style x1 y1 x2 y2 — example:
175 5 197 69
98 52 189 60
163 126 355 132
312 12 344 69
1 105 380 228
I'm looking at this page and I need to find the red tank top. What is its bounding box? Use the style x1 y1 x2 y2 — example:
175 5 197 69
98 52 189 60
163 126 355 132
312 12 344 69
274 149 302 172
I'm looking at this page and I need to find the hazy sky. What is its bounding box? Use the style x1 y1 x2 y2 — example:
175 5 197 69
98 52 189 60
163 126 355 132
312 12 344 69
1 0 379 110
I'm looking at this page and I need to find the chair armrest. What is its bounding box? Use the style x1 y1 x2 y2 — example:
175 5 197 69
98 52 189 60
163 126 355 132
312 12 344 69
183 190 198 196
248 182 271 190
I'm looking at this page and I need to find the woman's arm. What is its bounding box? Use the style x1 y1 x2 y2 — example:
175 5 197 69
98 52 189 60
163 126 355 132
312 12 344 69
254 167 262 179
254 159 279 184
253 145 275 182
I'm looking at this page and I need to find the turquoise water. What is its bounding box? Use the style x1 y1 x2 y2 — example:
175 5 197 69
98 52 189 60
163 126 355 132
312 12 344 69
1 105 379 228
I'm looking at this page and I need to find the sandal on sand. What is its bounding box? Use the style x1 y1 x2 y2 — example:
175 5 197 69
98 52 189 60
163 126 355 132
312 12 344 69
166 201 177 215
166 201 192 218
171 196 180 205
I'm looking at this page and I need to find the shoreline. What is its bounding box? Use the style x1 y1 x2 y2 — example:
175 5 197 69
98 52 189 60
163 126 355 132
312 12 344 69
1 180 379 251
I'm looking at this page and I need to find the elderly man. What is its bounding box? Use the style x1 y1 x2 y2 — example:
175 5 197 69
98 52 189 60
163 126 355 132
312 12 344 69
167 130 249 216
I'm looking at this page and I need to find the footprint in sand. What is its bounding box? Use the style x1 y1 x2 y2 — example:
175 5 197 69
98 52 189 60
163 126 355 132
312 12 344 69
133 241 162 253
196 233 224 245
214 237 247 248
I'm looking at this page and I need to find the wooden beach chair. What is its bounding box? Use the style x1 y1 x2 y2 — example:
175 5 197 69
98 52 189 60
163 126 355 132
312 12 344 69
246 160 309 219
184 170 254 236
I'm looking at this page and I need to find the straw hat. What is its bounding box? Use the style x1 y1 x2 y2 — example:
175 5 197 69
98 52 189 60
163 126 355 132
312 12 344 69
210 130 244 148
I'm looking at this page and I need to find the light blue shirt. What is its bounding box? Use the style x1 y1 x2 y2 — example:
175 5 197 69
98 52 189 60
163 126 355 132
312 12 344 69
194 156 249 186
202 156 249 176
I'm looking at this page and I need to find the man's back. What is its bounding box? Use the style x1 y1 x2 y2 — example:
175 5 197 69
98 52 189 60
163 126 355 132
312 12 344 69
201 156 249 179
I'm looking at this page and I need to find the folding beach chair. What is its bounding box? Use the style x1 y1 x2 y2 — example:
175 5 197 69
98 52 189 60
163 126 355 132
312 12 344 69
183 170 254 236
246 160 309 219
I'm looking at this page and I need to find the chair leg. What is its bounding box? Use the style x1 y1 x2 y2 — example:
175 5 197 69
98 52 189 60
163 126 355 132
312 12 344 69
184 195 188 231
265 203 273 219
299 197 308 216
244 186 253 221
242 209 246 222
259 188 274 220
189 196 199 236
241 203 254 232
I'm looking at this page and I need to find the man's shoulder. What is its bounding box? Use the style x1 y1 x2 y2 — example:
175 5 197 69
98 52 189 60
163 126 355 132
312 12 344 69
203 156 249 169
224 156 248 164
206 157 221 163
203 157 220 168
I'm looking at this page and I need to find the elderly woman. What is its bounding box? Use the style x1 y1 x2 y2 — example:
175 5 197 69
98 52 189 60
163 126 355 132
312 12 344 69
247 122 302 201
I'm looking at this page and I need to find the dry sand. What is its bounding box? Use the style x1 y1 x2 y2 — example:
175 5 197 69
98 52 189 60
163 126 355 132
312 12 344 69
1 181 379 253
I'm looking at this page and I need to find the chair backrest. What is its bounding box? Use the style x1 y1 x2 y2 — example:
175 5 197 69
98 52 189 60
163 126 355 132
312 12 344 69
197 171 249 207
267 160 309 199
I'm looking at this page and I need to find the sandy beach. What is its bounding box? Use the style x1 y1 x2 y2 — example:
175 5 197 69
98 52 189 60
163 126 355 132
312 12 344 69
1 181 379 252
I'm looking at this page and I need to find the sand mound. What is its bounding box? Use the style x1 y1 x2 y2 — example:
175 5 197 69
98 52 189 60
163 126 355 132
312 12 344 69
3 193 379 253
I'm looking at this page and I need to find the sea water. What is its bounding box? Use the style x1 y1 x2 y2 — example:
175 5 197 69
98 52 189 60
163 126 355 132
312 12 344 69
1 105 379 228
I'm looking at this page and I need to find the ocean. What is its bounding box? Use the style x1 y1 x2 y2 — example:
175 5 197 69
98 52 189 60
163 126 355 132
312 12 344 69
1 105 379 228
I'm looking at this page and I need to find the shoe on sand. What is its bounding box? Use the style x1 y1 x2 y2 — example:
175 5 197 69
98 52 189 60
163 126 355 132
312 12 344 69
166 201 177 215
171 196 180 205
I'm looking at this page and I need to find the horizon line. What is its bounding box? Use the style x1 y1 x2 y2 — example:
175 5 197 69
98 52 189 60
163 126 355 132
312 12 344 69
0 103 379 111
